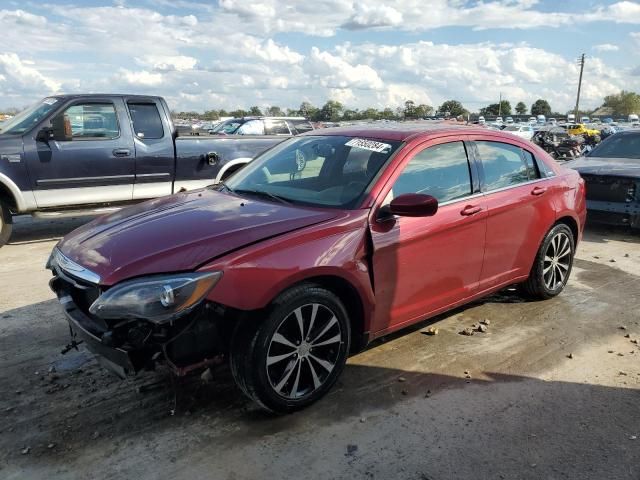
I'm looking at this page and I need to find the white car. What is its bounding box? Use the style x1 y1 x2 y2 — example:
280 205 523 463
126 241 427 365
503 124 534 140
505 116 514 124
496 116 503 123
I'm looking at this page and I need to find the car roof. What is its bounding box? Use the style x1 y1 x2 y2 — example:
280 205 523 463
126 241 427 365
301 123 499 142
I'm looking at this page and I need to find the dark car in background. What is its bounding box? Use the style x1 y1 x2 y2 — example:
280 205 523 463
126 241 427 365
210 117 314 136
48 125 585 412
566 130 640 229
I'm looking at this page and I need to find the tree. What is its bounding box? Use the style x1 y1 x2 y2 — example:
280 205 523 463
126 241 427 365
266 106 284 116
602 90 640 116
515 102 527 115
437 100 467 118
361 108 380 120
342 109 359 121
531 99 552 116
299 101 319 120
380 108 396 120
248 106 263 116
319 100 344 122
479 100 512 116
404 100 416 118
202 110 220 120
414 104 434 118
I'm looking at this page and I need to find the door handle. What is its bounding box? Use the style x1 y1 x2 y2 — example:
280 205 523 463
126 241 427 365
460 205 482 216
531 186 547 196
112 149 131 157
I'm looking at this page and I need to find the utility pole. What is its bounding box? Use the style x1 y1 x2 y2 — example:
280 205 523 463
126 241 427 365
498 92 502 117
574 54 585 121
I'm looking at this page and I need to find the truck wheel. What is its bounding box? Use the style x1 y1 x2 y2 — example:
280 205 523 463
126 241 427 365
230 284 351 413
521 223 575 299
0 201 13 247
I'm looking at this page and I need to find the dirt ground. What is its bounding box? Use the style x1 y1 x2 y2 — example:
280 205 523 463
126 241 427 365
0 215 639 480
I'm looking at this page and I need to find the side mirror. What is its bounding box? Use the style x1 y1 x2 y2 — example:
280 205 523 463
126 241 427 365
51 114 72 141
388 193 438 217
36 127 53 143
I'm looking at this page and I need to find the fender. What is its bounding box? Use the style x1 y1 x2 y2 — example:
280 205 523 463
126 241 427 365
214 157 252 183
0 173 37 213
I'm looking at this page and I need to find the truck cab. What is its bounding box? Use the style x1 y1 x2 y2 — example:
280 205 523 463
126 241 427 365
0 94 291 246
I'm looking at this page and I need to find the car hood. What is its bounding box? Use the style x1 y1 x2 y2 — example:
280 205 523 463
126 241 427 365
57 189 339 285
564 156 640 178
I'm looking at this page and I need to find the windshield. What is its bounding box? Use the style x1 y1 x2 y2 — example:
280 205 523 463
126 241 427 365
0 98 60 135
211 119 243 134
587 133 640 159
224 135 402 208
504 126 519 131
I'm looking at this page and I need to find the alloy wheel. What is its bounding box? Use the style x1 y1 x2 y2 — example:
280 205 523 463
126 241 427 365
266 303 343 400
543 232 572 290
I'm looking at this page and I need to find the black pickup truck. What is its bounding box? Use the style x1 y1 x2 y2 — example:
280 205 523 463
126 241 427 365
0 94 293 246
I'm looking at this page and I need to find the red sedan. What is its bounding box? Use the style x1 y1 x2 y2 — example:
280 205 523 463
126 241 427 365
48 125 586 412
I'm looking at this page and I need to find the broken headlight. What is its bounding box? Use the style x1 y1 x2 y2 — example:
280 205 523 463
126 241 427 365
89 271 222 324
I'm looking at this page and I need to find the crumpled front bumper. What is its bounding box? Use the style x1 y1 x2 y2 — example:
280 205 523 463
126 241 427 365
50 276 136 378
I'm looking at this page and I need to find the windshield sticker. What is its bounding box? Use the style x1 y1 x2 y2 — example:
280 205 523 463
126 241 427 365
42 98 58 105
345 138 392 153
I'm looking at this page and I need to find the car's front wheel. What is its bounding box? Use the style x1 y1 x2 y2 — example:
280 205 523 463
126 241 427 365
0 200 13 247
230 284 351 413
521 223 575 299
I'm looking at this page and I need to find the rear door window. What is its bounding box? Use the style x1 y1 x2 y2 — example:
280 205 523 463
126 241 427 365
391 141 473 203
521 150 542 179
476 141 529 191
128 103 164 139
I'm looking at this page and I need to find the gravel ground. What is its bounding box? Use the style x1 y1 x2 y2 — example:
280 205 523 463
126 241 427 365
0 216 638 480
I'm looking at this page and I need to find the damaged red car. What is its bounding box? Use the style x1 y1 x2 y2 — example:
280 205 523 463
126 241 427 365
48 125 586 412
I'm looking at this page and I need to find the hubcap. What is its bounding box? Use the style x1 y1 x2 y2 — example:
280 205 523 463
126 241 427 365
543 232 572 290
266 303 343 400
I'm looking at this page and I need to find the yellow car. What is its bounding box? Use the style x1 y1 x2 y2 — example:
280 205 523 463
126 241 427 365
566 123 599 136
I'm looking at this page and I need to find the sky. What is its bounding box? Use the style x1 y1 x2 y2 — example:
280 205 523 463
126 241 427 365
0 0 639 113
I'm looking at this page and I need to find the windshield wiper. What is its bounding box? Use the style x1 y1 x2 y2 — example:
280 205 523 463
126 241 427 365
233 188 292 205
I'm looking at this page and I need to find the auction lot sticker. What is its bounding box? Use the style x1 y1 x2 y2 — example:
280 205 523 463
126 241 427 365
345 138 392 153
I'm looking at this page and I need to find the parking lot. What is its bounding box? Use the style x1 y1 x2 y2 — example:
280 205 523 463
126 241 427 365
0 216 638 479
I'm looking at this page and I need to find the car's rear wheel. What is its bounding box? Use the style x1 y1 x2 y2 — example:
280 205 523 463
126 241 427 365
521 223 575 299
230 284 351 413
0 201 13 247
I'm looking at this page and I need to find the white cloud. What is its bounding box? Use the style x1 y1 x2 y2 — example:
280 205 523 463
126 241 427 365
593 43 619 52
0 53 61 97
342 4 403 30
242 38 305 64
136 55 198 72
0 3 639 112
306 47 384 90
118 69 163 86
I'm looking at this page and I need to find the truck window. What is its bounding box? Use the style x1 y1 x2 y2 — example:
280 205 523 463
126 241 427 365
236 120 265 135
287 120 313 135
63 103 119 140
264 119 291 135
128 103 164 139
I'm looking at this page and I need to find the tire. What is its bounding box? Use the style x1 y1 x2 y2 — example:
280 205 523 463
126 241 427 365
521 223 575 299
0 201 13 247
230 284 351 413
